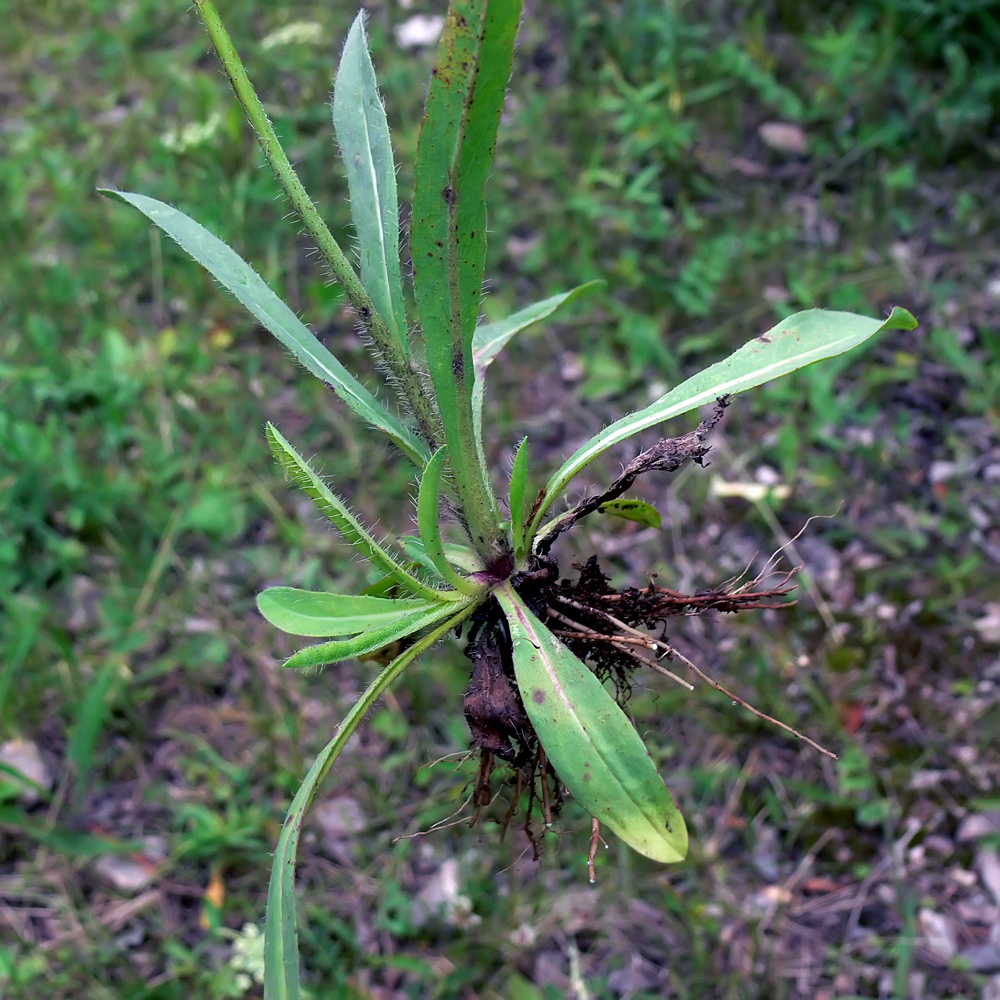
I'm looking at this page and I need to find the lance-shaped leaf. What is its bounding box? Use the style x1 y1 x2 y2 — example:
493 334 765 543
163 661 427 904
531 307 917 546
103 191 429 467
263 601 477 1000
397 535 483 576
410 1 524 558
332 13 408 352
266 423 456 604
471 280 603 453
257 588 438 637
472 282 605 371
185 2 442 452
417 447 486 596
494 581 688 863
508 437 530 561
281 599 469 669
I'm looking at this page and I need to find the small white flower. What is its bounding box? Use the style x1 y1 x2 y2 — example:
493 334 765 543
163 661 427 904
227 923 266 990
395 14 445 49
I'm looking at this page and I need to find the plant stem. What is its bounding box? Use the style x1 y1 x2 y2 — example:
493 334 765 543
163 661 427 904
192 0 442 452
264 599 477 999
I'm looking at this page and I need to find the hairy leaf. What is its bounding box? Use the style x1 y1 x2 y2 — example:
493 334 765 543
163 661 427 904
257 588 437 637
103 191 428 466
397 535 483 575
266 423 455 603
472 280 604 368
508 437 530 560
333 13 408 350
410 1 524 558
263 602 477 1000
417 448 486 595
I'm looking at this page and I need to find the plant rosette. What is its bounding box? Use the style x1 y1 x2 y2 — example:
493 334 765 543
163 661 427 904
105 2 917 995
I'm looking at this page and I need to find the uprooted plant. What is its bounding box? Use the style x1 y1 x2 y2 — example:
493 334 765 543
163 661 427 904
104 1 916 995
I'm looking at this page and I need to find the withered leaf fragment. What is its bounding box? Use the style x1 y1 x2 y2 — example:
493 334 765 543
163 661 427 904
463 631 530 764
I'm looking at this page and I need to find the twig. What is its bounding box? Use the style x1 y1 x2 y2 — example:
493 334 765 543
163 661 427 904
587 818 601 883
537 398 729 553
555 595 667 644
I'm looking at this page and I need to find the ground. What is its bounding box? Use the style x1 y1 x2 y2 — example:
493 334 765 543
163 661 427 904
2 1 1000 998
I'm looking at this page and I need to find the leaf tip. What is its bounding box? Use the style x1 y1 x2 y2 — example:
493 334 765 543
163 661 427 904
884 306 918 331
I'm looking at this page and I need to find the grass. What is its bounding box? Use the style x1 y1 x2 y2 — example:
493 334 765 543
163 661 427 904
2 0 999 997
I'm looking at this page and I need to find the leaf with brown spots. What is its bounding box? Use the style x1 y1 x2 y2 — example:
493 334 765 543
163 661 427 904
410 0 523 559
494 581 688 863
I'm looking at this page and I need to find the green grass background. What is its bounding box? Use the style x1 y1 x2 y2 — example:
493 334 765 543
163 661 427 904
3 0 999 997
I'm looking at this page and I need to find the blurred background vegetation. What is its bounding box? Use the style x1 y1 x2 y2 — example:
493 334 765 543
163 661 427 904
2 0 999 997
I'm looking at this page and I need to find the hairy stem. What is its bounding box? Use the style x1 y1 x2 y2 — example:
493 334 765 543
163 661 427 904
192 0 442 451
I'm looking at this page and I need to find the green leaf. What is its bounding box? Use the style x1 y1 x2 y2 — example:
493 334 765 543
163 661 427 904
397 535 483 575
266 423 456 604
332 13 408 351
66 658 122 804
417 447 486 596
532 307 917 545
472 281 604 370
508 437 530 560
263 603 476 1000
494 582 687 863
410 1 524 559
471 281 603 454
282 600 467 668
598 499 662 528
103 191 429 467
257 588 438 637
413 1 524 364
